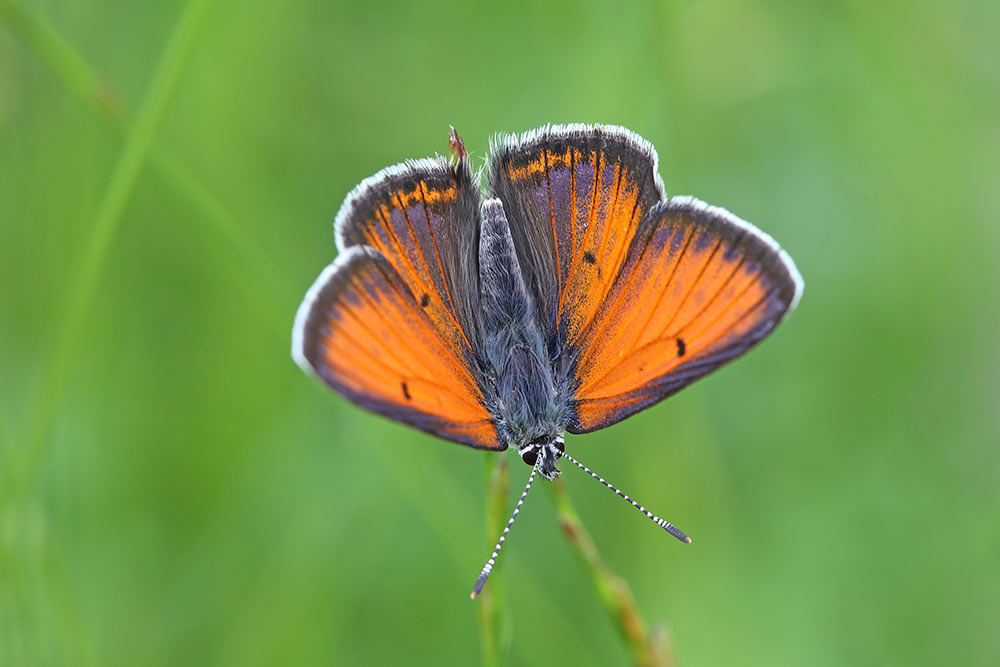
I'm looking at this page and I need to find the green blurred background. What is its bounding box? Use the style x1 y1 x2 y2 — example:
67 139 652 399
1 0 997 665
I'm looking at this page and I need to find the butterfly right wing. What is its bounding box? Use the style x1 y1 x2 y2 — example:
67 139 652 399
335 156 483 355
566 198 803 432
292 246 503 450
487 125 802 434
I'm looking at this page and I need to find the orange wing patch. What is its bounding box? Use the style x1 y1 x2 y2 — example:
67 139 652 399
294 247 502 450
569 198 801 432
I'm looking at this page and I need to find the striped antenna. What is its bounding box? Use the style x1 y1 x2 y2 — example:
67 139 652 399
558 450 692 544
470 459 540 600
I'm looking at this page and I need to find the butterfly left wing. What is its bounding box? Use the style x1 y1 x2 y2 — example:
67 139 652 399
296 153 503 449
292 246 503 450
567 197 803 432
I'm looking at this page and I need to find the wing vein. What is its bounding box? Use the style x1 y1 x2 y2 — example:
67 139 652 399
572 157 623 340
394 190 470 352
670 234 749 338
556 148 577 322
578 284 777 407
329 307 483 409
575 210 658 363
653 236 724 342
417 179 473 351
686 275 775 349
330 305 421 381
598 158 625 279
584 159 643 338
544 149 563 308
577 224 696 394
374 204 427 296
347 267 483 409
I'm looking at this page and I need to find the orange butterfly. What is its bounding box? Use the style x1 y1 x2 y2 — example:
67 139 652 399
292 124 803 597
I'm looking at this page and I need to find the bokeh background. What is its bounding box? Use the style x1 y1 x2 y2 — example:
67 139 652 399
2 0 998 665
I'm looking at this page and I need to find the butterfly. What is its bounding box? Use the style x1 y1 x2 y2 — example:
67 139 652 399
292 124 803 598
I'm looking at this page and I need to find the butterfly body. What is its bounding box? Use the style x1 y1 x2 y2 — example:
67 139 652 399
293 124 803 591
478 198 567 472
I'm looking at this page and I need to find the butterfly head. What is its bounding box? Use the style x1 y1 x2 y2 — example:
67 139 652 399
517 434 564 481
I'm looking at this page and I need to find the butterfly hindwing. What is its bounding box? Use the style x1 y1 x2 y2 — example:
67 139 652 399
292 246 503 450
567 197 803 432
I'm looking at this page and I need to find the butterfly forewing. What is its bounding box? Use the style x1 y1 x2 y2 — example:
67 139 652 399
335 157 482 355
487 125 663 346
293 247 502 450
567 197 802 432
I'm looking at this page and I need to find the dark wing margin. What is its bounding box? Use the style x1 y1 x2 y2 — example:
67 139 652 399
486 124 664 350
566 197 803 433
292 247 504 450
335 156 483 354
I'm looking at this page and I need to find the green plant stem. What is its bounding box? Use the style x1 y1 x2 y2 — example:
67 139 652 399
0 0 292 363
477 454 510 667
547 478 677 667
0 3 212 664
0 0 125 121
3 0 214 493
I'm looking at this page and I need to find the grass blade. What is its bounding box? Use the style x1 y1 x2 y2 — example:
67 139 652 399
547 478 678 667
6 0 214 490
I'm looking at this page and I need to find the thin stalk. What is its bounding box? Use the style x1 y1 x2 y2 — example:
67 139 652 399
0 0 292 358
0 0 125 121
477 454 510 667
4 0 214 492
0 3 212 663
547 478 678 667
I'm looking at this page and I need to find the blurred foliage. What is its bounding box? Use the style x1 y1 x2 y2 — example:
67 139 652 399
1 0 998 665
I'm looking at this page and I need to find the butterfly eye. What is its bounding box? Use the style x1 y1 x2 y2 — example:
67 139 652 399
520 449 538 466
554 439 565 455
